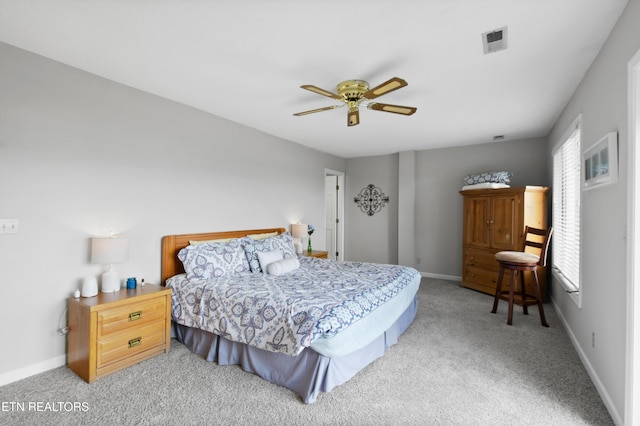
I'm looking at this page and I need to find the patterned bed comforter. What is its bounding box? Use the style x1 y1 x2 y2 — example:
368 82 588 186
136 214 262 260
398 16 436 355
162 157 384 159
166 256 420 357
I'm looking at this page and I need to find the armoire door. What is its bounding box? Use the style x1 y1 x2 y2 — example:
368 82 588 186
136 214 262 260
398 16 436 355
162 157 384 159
463 196 491 248
491 194 519 250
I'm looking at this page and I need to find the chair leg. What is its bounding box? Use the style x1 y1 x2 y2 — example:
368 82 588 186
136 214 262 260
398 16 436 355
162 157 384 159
491 264 505 314
507 269 516 326
519 270 528 315
531 270 549 327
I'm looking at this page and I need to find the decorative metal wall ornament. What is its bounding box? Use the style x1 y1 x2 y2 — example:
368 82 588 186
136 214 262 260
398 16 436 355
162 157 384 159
354 184 390 216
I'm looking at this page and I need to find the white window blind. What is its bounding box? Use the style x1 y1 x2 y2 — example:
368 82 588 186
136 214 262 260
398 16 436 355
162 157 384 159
552 122 581 291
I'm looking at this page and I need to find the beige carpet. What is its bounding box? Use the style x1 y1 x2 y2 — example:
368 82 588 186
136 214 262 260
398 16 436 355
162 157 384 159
0 278 613 425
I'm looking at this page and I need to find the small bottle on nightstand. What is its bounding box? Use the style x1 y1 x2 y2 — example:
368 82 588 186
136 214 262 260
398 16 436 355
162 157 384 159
140 278 145 287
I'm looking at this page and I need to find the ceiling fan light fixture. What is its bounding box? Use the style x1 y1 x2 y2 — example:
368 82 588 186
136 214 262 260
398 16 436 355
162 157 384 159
294 76 416 126
337 80 369 101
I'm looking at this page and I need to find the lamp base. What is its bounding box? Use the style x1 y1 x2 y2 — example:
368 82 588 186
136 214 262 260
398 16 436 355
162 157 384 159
101 267 121 293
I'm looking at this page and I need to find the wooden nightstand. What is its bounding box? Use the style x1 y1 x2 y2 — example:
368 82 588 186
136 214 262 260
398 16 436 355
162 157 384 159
302 250 329 259
67 284 171 383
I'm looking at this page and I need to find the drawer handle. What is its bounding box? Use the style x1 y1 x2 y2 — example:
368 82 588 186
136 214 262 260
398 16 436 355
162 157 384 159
128 337 142 348
129 311 142 321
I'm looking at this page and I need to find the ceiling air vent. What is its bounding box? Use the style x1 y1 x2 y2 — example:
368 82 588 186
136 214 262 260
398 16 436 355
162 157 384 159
482 26 508 54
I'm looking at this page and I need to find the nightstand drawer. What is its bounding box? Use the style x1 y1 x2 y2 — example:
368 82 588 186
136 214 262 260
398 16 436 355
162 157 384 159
97 321 166 368
98 297 166 338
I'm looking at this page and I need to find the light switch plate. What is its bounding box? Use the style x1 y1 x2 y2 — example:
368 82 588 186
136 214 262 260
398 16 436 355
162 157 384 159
0 219 19 234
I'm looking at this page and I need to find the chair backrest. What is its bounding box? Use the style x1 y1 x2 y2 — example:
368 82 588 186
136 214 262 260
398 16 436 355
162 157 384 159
522 226 553 267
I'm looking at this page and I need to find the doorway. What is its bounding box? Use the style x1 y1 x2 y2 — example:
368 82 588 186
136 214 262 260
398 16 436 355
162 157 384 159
626 47 640 426
325 169 345 261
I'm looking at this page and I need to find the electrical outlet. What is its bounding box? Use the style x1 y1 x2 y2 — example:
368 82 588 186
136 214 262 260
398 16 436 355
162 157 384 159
0 219 19 234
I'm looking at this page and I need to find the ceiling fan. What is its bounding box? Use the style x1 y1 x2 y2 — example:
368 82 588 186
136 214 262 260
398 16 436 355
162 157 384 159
293 77 417 127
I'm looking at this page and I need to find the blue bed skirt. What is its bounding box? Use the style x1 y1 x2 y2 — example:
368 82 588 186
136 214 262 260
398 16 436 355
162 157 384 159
174 295 418 403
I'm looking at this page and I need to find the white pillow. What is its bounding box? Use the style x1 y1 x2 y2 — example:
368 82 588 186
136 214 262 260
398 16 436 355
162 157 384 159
267 258 300 276
257 250 283 274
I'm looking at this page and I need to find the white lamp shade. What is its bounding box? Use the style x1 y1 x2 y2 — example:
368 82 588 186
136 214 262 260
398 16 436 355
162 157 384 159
291 223 307 239
91 236 129 265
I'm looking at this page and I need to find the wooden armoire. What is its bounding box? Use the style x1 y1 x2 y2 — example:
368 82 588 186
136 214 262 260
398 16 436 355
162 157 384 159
460 186 549 300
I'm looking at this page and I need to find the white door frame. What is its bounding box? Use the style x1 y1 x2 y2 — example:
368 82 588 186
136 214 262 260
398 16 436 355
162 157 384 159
325 169 345 261
626 47 640 426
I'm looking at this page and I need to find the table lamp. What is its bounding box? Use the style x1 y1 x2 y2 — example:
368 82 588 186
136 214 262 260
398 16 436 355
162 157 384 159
91 235 129 293
291 223 307 254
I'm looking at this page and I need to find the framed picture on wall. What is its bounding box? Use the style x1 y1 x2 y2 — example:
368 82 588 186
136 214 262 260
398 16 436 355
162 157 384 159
583 131 618 190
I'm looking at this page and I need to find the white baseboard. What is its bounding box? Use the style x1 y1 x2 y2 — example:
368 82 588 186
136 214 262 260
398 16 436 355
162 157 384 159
420 271 462 282
0 355 66 387
550 297 623 425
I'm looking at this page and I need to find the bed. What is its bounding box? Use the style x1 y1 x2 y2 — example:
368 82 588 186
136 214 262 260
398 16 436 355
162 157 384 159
161 227 421 403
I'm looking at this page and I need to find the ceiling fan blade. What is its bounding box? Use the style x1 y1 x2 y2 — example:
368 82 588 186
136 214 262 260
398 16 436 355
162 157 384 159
347 108 360 126
293 105 340 116
363 77 408 100
368 102 417 116
300 85 342 100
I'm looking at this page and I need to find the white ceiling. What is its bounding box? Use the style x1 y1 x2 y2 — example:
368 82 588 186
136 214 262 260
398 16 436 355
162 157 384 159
0 0 629 158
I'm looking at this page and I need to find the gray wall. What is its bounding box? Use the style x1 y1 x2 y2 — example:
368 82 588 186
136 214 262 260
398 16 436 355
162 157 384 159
0 42 344 378
398 151 416 268
546 0 640 421
345 154 399 264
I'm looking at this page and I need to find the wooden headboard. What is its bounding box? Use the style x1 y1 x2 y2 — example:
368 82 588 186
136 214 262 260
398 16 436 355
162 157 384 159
160 227 286 284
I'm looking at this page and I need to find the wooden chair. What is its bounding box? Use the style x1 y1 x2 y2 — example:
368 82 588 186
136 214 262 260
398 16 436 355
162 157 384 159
491 226 553 327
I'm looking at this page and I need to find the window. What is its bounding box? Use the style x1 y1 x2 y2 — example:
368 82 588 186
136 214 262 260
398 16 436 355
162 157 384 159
552 116 581 302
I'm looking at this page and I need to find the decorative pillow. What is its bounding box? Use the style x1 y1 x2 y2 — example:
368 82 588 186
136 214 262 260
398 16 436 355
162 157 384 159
242 233 297 272
257 250 284 274
268 233 297 259
463 171 512 186
267 258 300 276
178 239 250 280
243 238 275 272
